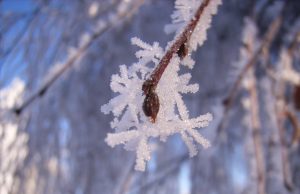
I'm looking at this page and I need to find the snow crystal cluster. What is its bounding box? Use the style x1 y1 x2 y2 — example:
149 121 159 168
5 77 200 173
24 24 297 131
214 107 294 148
0 78 28 194
101 0 221 171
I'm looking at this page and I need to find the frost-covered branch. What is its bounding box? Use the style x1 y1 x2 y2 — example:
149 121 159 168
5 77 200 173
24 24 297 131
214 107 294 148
14 0 144 115
102 0 221 171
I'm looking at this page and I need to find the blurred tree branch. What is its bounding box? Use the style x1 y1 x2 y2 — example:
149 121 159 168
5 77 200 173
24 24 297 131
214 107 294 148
14 0 145 115
215 11 283 142
248 70 266 194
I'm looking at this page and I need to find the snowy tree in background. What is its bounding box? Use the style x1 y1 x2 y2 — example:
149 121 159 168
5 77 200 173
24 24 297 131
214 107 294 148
101 0 222 171
0 78 28 194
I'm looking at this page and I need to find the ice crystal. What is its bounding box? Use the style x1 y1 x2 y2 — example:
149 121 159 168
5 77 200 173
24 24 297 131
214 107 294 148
165 0 201 35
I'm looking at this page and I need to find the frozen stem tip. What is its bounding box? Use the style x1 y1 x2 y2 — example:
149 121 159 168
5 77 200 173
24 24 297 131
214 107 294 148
142 79 160 123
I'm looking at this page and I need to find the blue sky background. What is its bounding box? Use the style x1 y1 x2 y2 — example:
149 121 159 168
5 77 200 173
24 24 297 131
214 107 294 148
0 0 37 86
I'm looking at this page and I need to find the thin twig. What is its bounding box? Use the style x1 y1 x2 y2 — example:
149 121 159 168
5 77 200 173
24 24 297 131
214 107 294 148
286 101 300 147
281 108 298 190
248 71 266 194
276 107 294 191
14 0 144 115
